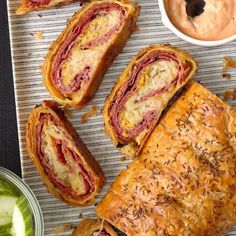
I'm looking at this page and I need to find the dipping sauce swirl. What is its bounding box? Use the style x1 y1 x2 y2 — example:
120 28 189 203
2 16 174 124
164 0 236 40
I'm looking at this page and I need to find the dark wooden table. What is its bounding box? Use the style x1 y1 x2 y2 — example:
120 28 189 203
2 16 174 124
0 0 21 177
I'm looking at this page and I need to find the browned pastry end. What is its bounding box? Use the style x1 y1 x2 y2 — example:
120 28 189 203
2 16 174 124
43 0 140 109
103 44 197 157
97 82 236 235
72 219 118 236
17 0 85 15
26 100 105 206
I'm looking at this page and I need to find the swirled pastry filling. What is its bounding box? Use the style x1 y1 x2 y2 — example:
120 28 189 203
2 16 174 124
37 113 94 198
51 2 125 99
109 51 191 146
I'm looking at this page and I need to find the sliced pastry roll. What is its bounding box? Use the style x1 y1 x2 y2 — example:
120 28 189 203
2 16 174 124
17 0 82 15
43 0 140 109
26 100 105 206
72 219 118 236
103 45 197 157
97 82 236 235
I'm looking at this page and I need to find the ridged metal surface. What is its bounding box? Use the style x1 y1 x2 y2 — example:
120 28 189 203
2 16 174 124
7 0 236 235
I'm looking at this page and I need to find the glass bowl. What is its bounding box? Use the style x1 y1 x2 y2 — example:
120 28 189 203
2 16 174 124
0 166 44 236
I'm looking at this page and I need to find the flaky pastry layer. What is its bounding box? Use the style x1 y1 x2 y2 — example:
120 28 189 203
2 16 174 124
72 219 118 236
17 0 83 15
97 82 236 235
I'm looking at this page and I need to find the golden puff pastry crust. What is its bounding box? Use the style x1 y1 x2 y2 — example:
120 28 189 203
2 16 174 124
26 100 105 206
72 219 118 236
97 82 236 236
43 0 140 109
103 44 197 158
16 0 83 15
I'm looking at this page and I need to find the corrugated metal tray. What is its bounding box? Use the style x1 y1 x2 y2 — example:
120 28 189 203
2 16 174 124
7 0 236 235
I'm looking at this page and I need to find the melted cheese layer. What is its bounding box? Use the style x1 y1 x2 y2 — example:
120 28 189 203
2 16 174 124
121 60 178 132
61 10 122 88
42 120 87 195
62 45 106 87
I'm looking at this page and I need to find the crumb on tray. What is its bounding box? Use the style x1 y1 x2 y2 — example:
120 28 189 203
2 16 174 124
222 73 231 80
223 56 236 69
81 105 98 123
221 56 236 80
34 31 43 41
120 156 128 162
52 224 74 235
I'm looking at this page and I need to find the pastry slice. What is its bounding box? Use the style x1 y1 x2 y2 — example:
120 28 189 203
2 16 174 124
103 45 197 157
97 82 236 235
43 0 140 109
26 100 105 206
72 219 118 236
17 0 83 15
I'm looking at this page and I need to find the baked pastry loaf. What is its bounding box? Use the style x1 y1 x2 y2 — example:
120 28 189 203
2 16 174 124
16 0 82 15
72 219 118 236
103 45 197 157
43 0 140 109
97 82 236 235
26 100 105 206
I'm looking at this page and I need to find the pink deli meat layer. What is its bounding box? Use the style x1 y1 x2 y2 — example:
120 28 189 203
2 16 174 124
103 45 197 157
43 0 140 108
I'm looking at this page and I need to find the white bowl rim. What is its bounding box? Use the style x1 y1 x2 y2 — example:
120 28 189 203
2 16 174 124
158 0 236 47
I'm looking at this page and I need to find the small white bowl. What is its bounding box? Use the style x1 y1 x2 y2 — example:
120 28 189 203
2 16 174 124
158 0 236 47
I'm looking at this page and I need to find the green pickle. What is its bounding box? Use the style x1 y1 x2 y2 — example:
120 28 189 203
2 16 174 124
0 178 34 236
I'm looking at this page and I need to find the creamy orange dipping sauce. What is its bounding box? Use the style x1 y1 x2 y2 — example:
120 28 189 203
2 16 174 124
164 0 236 40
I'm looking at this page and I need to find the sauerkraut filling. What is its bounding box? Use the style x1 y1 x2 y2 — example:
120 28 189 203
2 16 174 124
109 51 191 145
50 2 126 98
36 113 94 198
